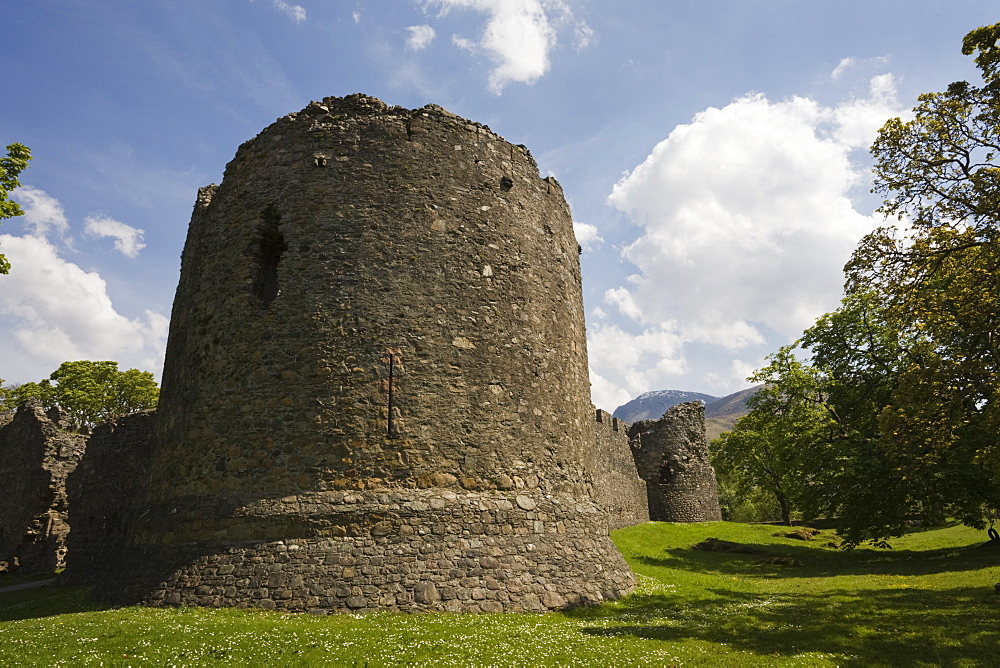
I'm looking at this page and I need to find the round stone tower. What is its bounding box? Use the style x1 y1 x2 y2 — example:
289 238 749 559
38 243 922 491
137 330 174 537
628 402 723 523
109 94 634 613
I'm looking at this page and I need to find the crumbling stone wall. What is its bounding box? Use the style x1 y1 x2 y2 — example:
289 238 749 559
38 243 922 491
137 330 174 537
104 94 635 613
628 402 722 522
592 409 648 529
0 400 86 573
61 411 156 584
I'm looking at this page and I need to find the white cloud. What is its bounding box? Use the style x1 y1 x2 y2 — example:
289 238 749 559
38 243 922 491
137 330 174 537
588 367 632 413
590 76 906 405
273 0 306 22
352 11 361 24
427 0 591 93
573 220 602 250
682 320 767 352
406 24 436 50
730 359 759 384
0 234 167 382
573 22 594 49
833 74 902 147
831 57 857 80
587 321 686 410
831 55 890 80
604 287 642 321
11 186 70 239
84 215 146 258
700 359 763 399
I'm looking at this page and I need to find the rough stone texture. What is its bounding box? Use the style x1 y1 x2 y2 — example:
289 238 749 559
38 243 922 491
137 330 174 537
628 402 723 522
0 400 86 573
592 409 648 530
104 94 635 612
61 411 156 584
107 489 634 613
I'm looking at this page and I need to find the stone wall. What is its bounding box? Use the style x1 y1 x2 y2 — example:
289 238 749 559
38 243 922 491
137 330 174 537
0 400 86 573
61 411 156 584
592 409 648 530
104 94 635 612
106 489 632 613
628 402 722 522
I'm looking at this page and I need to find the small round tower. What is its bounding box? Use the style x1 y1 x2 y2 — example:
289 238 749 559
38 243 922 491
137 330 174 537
628 402 723 522
109 95 634 612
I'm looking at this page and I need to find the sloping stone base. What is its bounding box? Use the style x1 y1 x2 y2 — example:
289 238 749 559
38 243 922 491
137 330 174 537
100 488 635 613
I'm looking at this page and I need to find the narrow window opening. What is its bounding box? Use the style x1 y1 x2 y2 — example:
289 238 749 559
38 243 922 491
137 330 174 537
387 352 396 438
384 348 402 439
255 206 286 309
659 463 676 484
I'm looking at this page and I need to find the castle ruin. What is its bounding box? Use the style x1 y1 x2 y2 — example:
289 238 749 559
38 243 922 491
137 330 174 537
60 411 156 584
0 95 722 613
629 402 723 522
593 410 650 529
0 401 85 573
99 94 637 613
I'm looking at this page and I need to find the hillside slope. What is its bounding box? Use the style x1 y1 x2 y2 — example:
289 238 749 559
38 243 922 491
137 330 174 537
704 385 761 442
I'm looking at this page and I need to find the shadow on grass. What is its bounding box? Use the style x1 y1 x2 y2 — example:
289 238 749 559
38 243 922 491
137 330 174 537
639 540 999 580
0 584 111 622
0 572 59 589
573 585 1000 664
787 518 965 533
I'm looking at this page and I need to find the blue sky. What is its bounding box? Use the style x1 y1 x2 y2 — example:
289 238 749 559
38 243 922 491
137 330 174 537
1 1 996 411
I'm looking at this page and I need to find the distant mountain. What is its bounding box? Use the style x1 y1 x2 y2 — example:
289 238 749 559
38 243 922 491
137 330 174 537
704 385 763 442
705 386 761 419
612 389 719 424
609 386 763 442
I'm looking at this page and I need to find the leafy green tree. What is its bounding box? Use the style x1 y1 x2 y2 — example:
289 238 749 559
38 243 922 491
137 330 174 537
4 361 158 428
0 379 18 411
0 142 32 274
724 24 1000 545
962 22 1000 92
714 292 917 543
713 473 784 524
713 346 828 526
713 23 1000 545
843 20 1000 532
720 287 989 546
6 380 53 408
797 294 940 546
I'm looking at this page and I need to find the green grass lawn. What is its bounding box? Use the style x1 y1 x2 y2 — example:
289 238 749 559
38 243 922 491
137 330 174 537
2 522 999 666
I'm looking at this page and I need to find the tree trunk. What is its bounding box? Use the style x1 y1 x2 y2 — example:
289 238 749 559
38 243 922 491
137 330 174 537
777 495 792 526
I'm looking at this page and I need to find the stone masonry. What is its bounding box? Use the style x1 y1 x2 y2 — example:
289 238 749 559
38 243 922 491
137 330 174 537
0 400 86 573
61 411 156 584
101 94 636 613
592 409 649 530
3 401 708 583
628 402 723 522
